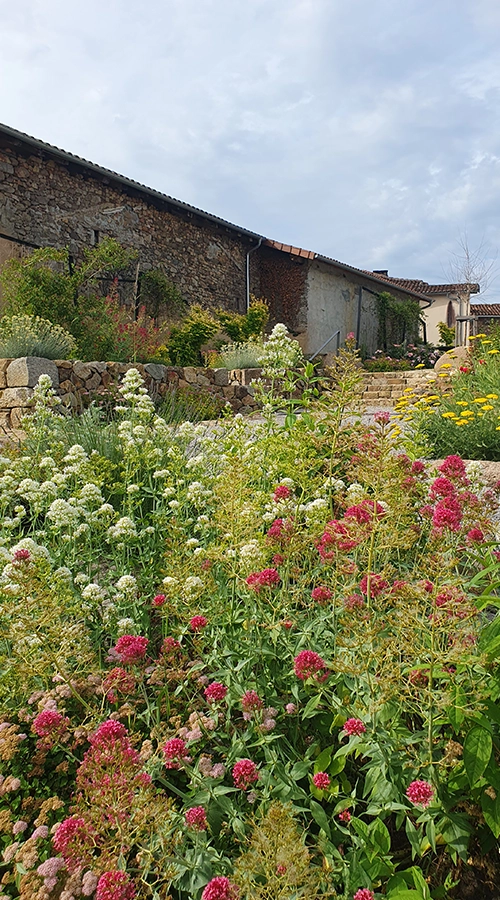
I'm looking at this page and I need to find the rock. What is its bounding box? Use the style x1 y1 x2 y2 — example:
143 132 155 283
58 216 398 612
434 346 470 373
144 363 167 381
196 374 211 386
72 361 93 381
88 361 107 373
59 379 74 393
6 357 59 388
0 387 34 408
183 367 198 384
55 359 72 368
85 373 102 391
213 368 229 386
10 407 29 428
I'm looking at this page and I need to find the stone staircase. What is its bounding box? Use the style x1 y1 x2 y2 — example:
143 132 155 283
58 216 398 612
361 370 432 407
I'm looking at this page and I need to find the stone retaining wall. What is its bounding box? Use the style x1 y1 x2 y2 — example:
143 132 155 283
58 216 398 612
0 358 263 428
361 370 435 405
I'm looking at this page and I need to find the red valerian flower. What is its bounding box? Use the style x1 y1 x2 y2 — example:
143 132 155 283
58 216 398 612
161 636 181 656
32 710 68 739
204 682 228 703
113 635 149 664
338 809 351 823
411 460 426 474
246 568 281 591
293 650 328 681
353 890 375 900
241 690 264 713
406 779 434 807
96 871 136 900
190 615 208 631
13 548 31 561
430 476 456 498
317 520 359 558
232 758 259 789
312 772 330 789
343 718 366 736
103 667 136 703
311 586 332 603
438 455 467 481
273 484 291 501
90 719 130 747
163 737 188 769
467 527 484 543
185 806 208 830
432 495 463 531
201 876 239 900
152 593 166 607
359 573 388 597
344 593 365 610
52 817 89 870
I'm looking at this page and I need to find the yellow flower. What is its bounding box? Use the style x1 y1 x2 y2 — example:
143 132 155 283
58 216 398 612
427 395 439 400
481 405 494 411
438 372 450 377
481 339 493 344
414 363 425 368
441 412 457 418
486 394 498 399
473 398 488 403
440 363 452 368
460 410 474 417
455 401 469 406
455 420 468 426
496 426 500 431
478 412 484 417
488 349 499 354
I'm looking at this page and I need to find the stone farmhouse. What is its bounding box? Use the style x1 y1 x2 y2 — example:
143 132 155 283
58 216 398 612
0 123 478 356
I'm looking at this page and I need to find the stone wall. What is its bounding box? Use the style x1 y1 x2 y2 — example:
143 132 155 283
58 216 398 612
0 358 261 429
0 135 257 315
361 370 435 405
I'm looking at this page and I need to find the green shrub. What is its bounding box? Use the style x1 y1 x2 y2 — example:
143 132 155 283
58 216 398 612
167 305 219 365
216 297 269 343
215 339 264 369
0 314 76 359
156 383 225 422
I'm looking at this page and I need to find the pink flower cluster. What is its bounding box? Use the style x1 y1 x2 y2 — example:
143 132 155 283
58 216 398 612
312 772 330 790
343 718 366 737
32 709 69 741
103 667 136 704
90 719 129 747
273 484 291 501
13 548 31 561
161 635 181 656
406 779 434 807
317 520 359 559
241 690 264 715
52 817 89 870
232 758 259 790
204 681 228 703
344 593 364 610
113 635 149 664
359 573 388 597
152 593 166 607
293 650 328 681
246 568 281 591
311 586 332 603
202 876 239 900
163 737 189 769
338 809 351 823
185 806 208 830
190 615 208 631
345 498 385 525
96 871 136 900
353 890 375 900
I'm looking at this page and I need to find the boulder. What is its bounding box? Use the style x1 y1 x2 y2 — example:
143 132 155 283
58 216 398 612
434 346 470 373
144 363 167 382
6 357 59 388
0 387 34 408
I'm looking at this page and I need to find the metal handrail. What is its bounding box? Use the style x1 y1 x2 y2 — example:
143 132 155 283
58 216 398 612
308 329 341 360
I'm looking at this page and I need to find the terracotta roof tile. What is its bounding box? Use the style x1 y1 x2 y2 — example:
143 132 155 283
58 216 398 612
470 303 500 316
364 273 480 295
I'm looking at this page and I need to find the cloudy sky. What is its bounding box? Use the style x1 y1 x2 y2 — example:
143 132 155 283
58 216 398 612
2 0 500 297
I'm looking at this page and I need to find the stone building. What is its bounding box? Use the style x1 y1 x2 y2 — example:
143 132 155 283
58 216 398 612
0 122 458 356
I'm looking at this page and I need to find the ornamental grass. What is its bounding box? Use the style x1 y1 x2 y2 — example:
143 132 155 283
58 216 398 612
0 343 499 899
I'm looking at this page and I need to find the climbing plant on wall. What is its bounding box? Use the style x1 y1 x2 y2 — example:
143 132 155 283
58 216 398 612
376 291 423 349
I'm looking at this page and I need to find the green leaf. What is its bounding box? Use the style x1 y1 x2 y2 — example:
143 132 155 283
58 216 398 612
405 817 423 859
447 683 466 732
310 799 331 838
481 790 500 838
302 693 322 719
314 746 333 772
370 817 391 855
463 726 493 786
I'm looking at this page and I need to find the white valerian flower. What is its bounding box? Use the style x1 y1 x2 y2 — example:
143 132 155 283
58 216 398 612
162 576 178 591
183 576 204 597
186 538 199 549
345 482 365 503
153 470 169 479
115 574 137 594
11 538 50 560
81 576 106 603
162 486 176 497
193 547 204 557
78 483 104 506
74 573 90 585
54 567 72 581
107 517 137 541
168 499 180 509
126 484 140 494
46 499 81 529
116 617 137 636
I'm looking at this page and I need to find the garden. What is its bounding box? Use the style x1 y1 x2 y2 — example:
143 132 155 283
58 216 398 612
0 315 499 900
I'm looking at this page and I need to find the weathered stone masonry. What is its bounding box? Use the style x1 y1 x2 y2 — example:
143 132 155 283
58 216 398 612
0 129 260 314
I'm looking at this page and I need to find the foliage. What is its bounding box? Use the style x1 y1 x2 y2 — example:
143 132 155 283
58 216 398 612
398 335 500 460
167 305 219 366
437 321 456 348
376 291 423 349
0 239 138 361
363 344 441 372
139 269 186 322
0 355 500 899
216 299 269 344
0 314 76 360
215 339 264 370
103 280 170 363
156 383 226 423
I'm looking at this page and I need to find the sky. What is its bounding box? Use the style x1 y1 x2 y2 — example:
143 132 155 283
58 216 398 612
1 0 500 298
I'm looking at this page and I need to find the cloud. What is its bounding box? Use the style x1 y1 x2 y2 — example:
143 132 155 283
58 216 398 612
0 0 500 295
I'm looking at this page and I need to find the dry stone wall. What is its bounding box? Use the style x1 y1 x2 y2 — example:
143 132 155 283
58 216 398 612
0 358 262 429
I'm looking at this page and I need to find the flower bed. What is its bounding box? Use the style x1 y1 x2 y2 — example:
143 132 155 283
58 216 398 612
1 355 500 900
